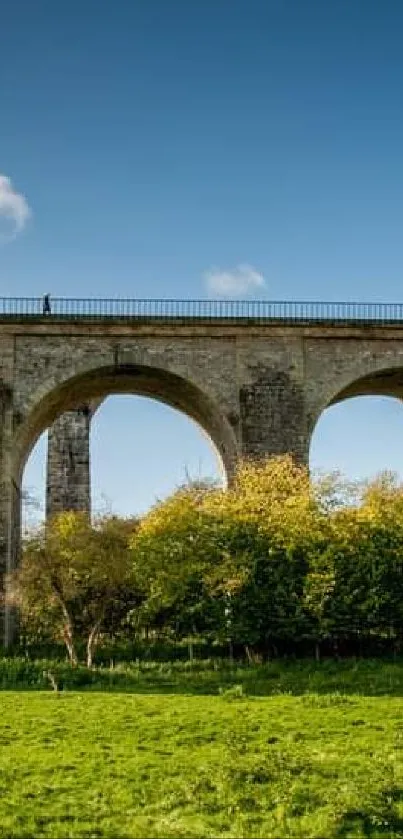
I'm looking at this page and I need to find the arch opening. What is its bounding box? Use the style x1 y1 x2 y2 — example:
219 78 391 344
310 367 403 481
91 395 222 517
19 363 238 523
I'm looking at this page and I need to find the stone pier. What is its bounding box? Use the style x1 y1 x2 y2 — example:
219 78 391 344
46 406 93 517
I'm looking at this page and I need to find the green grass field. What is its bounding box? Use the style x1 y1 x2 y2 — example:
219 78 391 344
1 660 403 838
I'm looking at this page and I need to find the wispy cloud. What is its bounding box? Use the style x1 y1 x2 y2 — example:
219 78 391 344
0 174 31 242
204 263 265 297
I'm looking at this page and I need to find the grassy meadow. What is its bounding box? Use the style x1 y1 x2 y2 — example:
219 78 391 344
1 659 403 838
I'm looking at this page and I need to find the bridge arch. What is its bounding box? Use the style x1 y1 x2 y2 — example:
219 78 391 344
13 362 239 487
309 365 403 476
326 366 403 407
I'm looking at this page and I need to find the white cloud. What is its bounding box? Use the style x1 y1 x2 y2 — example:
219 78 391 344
0 174 31 242
204 263 265 297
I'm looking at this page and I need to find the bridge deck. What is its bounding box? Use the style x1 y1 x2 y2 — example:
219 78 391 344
1 297 403 325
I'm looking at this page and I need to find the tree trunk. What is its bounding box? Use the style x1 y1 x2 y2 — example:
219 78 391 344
86 622 101 668
58 599 78 666
245 645 253 664
62 624 78 666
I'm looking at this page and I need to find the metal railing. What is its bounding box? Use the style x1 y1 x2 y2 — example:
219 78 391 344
1 297 403 323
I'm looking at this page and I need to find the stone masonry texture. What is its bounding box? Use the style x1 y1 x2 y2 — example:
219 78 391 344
46 407 92 517
46 399 102 517
2 316 403 643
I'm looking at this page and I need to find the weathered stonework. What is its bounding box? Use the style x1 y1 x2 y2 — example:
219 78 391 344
46 399 102 516
240 368 308 461
46 407 92 517
3 315 403 643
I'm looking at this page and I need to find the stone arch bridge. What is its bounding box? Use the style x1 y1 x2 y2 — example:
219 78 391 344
2 296 403 643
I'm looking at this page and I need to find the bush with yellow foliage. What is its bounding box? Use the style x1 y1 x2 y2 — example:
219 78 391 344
7 512 141 666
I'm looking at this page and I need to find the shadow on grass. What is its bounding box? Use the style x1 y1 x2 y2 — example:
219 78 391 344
335 788 403 837
2 657 403 696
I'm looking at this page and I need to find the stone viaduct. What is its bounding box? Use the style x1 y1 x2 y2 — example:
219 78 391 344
2 297 403 644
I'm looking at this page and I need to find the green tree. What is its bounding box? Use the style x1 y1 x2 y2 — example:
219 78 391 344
131 456 325 656
7 512 141 666
328 474 403 651
129 487 223 639
303 472 403 656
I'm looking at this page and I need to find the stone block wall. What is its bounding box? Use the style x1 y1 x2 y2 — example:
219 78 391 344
46 407 92 517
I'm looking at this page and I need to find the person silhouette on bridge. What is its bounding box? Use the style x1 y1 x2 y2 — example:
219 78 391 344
43 293 51 315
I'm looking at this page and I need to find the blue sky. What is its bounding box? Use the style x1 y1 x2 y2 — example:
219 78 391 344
2 0 403 518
